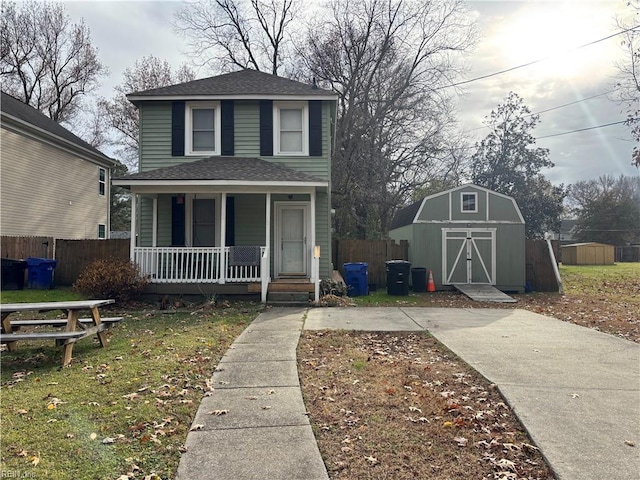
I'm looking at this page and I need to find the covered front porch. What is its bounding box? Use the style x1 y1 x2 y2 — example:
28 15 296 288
112 157 331 303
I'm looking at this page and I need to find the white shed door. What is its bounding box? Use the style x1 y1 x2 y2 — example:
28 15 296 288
442 228 496 285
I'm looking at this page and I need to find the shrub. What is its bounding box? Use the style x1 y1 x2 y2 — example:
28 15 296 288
73 258 149 303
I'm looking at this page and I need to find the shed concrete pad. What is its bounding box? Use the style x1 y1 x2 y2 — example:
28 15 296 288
453 283 517 302
219 342 297 362
305 307 422 331
176 425 328 480
191 386 309 430
211 360 300 388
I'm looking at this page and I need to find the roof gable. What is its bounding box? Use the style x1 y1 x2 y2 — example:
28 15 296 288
1 91 114 165
127 69 336 100
390 198 424 230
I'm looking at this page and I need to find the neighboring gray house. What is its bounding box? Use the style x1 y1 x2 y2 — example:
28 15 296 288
113 69 338 302
389 184 526 292
1 92 116 239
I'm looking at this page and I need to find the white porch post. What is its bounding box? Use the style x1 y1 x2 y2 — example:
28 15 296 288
220 192 227 284
129 193 137 262
310 189 319 302
152 197 158 247
262 192 271 303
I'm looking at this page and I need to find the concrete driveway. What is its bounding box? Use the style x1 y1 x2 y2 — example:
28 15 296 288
305 307 640 480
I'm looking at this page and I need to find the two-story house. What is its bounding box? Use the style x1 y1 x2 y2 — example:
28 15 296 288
113 69 338 302
1 92 116 239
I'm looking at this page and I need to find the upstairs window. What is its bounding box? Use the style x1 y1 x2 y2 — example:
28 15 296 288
186 102 220 156
274 102 308 155
461 192 477 213
99 168 106 196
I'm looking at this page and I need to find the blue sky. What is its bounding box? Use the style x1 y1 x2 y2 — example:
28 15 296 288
62 0 639 185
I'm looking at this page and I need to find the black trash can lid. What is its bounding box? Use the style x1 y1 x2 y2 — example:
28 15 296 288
385 260 411 265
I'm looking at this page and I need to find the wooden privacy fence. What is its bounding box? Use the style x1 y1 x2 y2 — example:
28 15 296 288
615 246 640 262
1 236 54 259
55 239 130 286
525 239 560 292
332 239 409 288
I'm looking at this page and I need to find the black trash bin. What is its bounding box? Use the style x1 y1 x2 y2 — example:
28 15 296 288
1 258 28 290
411 267 427 292
386 260 411 296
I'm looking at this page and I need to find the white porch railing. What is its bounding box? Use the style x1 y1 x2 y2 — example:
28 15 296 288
134 246 266 284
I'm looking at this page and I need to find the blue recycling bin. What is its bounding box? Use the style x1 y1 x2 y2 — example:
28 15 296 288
26 257 57 289
343 262 369 297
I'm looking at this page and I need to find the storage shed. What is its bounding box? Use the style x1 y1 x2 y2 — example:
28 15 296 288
389 184 525 292
561 242 614 265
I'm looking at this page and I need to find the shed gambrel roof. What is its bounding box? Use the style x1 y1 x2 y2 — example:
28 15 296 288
1 91 115 166
113 157 327 187
390 183 524 229
389 199 423 230
127 69 336 101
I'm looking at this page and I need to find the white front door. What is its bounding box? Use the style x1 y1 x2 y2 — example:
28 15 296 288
275 203 309 276
442 228 496 285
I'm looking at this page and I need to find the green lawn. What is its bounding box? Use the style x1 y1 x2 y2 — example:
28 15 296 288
1 287 87 304
559 262 640 298
0 301 262 479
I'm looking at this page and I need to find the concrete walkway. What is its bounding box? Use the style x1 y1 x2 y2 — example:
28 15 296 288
176 307 329 480
306 307 640 480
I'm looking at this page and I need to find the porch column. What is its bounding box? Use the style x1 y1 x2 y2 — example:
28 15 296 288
152 197 158 247
262 192 271 303
220 192 227 284
310 189 319 302
129 193 137 262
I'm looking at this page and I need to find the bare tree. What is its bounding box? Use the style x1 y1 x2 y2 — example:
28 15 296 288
613 1 640 167
300 0 476 238
99 55 195 170
0 0 106 123
173 0 299 75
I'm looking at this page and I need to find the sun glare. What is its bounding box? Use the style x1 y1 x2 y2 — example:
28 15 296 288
498 5 613 79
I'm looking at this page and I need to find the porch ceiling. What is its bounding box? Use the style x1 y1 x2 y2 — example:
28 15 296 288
113 156 327 189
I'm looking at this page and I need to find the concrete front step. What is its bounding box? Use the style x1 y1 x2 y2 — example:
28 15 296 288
267 291 311 306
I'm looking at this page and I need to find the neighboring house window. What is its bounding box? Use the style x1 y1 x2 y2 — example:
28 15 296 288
461 193 477 213
185 102 221 156
274 102 308 155
98 224 106 239
99 168 106 196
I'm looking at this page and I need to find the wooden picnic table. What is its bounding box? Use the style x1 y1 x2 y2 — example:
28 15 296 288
0 299 120 367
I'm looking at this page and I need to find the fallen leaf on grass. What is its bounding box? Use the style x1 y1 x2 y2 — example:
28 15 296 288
364 455 378 464
102 437 116 444
209 409 228 416
408 406 422 413
454 436 468 447
30 455 40 466
90 433 97 440
15 408 28 415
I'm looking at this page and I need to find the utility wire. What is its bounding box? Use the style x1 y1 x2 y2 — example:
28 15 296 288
444 25 639 89
536 120 630 139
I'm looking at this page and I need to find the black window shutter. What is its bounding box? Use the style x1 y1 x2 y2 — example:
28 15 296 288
259 100 273 156
171 101 185 157
309 100 322 156
171 196 185 246
221 100 234 155
225 196 235 246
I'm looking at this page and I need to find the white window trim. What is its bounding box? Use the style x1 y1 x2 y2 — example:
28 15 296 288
99 167 106 196
185 101 221 156
273 101 308 156
461 192 478 213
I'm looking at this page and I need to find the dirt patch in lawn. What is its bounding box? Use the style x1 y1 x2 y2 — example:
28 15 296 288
299 331 555 480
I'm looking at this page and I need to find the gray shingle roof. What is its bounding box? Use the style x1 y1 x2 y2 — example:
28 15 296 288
114 157 326 184
128 69 334 98
1 91 114 163
389 199 424 230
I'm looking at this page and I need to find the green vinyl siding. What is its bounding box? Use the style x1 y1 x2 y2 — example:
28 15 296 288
315 189 331 277
488 194 522 222
234 101 260 157
451 187 487 221
419 194 448 221
139 197 153 246
157 195 172 246
234 194 266 245
138 100 331 181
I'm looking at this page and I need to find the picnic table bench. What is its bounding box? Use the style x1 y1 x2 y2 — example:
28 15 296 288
0 300 120 367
